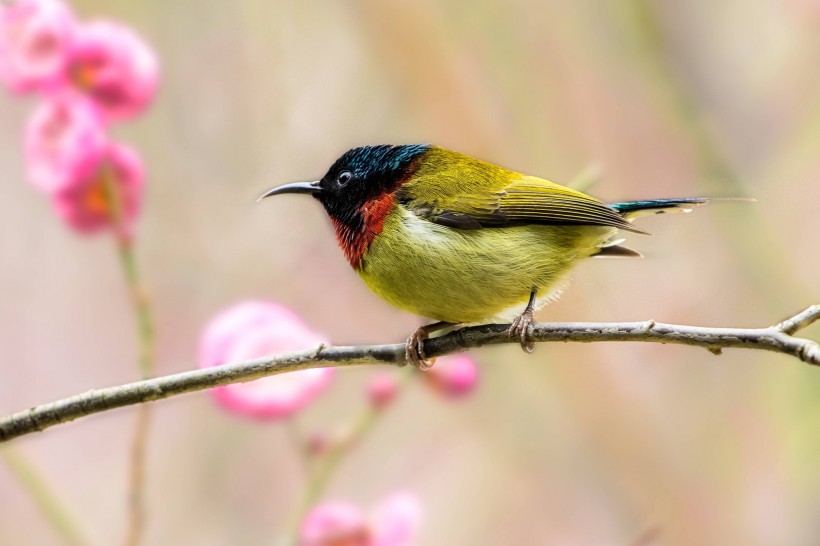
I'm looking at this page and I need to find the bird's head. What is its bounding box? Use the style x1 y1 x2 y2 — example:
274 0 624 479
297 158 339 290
259 144 429 215
259 144 430 267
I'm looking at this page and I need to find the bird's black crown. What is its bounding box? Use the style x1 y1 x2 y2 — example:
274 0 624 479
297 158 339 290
315 144 429 219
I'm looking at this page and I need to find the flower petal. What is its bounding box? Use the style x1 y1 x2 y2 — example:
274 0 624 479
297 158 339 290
424 354 479 398
300 501 368 546
199 301 333 420
370 492 422 546
67 19 158 120
25 93 107 193
0 0 76 93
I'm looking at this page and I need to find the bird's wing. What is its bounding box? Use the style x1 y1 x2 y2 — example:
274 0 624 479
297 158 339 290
400 174 646 234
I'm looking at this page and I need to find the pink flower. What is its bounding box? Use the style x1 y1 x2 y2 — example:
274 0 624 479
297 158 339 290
423 354 479 398
301 503 368 546
367 373 399 409
0 0 76 94
199 302 333 420
50 142 144 235
301 493 422 546
66 19 158 120
368 494 422 546
25 93 107 192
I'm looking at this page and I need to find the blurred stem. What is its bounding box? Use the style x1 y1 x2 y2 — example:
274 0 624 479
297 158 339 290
115 240 155 380
630 0 736 189
627 0 805 309
284 417 309 476
280 367 416 546
101 167 156 546
123 405 151 546
0 447 89 546
567 163 603 193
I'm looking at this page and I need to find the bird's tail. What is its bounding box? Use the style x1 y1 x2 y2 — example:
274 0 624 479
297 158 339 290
608 198 711 220
595 197 752 258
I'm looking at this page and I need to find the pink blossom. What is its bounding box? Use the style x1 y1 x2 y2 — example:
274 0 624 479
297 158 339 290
66 19 157 120
367 373 399 409
0 0 76 94
25 93 107 193
301 503 368 546
423 354 479 398
301 493 422 546
199 302 333 420
369 494 423 546
50 142 143 235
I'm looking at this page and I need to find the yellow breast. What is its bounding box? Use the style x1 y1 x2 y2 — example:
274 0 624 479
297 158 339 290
357 206 612 324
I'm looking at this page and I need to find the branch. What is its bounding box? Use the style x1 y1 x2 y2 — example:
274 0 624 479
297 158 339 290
1 306 818 443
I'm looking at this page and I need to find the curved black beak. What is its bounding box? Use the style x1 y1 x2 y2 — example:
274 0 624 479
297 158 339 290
256 180 322 202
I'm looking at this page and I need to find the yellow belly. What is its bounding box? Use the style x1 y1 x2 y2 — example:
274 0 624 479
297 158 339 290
358 207 613 324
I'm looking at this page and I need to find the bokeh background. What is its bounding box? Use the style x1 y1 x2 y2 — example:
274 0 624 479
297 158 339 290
2 0 820 544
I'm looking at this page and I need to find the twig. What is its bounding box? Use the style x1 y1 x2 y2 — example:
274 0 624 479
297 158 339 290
0 447 90 546
1 307 818 444
280 366 415 545
283 418 309 476
124 405 150 546
102 166 156 546
119 241 154 546
775 306 820 336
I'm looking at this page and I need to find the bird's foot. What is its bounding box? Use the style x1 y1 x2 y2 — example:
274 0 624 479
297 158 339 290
405 329 434 370
509 288 538 353
405 321 451 370
509 309 535 353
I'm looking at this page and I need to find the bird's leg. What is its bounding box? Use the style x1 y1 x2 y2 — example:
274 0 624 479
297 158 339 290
406 321 453 370
509 289 537 353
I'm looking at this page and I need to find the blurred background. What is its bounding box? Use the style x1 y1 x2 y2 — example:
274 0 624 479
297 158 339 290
2 0 820 544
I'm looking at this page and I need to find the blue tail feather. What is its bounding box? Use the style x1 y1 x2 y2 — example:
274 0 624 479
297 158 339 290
609 198 710 214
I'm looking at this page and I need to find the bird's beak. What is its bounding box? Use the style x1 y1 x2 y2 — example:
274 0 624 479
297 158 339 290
256 180 322 202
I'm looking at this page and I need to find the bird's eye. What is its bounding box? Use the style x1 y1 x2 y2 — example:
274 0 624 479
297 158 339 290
337 171 352 187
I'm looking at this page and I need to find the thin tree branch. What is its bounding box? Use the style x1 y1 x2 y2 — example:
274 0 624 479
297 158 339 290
280 366 416 546
1 306 818 444
104 166 157 546
0 447 90 546
774 306 820 336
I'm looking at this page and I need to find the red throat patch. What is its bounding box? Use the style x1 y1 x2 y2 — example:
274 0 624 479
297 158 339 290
331 192 396 269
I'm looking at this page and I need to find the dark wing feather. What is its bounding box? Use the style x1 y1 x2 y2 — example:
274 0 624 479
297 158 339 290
405 175 646 234
430 211 484 230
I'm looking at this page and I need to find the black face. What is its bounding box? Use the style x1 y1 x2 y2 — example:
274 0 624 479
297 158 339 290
313 144 429 225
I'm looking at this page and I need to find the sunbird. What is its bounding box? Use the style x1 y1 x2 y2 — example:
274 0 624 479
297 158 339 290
259 144 726 368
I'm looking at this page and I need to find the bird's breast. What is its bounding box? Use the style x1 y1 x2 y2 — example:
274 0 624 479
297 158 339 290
357 206 611 323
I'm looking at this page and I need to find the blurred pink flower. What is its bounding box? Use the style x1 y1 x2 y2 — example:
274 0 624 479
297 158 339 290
367 373 398 409
66 19 158 120
51 142 143 235
301 503 368 546
25 93 107 192
423 354 479 398
0 0 76 93
301 493 421 546
199 301 333 420
368 494 422 546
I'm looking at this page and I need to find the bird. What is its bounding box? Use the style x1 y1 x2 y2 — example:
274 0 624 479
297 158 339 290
259 144 733 368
